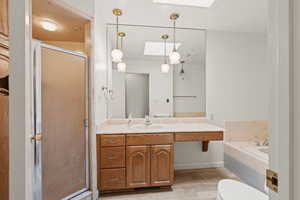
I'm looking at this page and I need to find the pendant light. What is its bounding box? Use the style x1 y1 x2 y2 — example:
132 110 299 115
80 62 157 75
169 13 181 65
117 32 127 72
111 9 124 63
161 34 170 73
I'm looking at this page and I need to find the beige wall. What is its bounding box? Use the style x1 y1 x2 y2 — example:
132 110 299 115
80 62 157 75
224 120 268 142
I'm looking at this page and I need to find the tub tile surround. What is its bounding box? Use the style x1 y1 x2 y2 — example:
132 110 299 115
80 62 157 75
224 120 268 142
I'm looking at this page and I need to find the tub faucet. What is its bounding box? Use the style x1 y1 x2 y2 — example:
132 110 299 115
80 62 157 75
254 140 261 146
263 138 269 146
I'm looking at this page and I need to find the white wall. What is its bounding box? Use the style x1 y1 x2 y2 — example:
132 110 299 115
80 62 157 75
109 59 174 118
206 31 269 123
294 0 300 198
94 5 109 125
173 64 206 113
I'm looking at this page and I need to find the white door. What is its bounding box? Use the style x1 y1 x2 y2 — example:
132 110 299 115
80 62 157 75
268 0 292 199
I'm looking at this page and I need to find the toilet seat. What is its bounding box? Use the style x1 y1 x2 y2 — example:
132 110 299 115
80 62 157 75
217 179 268 200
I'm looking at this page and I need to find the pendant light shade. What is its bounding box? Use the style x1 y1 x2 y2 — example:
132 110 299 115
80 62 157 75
117 62 126 72
161 63 170 73
161 34 170 73
169 13 181 65
111 49 123 63
111 9 124 63
116 32 127 72
169 51 181 65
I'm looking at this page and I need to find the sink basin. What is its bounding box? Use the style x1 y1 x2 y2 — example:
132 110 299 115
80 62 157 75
131 124 165 130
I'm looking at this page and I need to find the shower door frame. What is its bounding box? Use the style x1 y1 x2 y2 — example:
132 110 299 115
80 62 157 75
32 42 90 200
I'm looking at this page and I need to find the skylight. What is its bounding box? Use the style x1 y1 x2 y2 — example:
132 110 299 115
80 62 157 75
153 0 216 8
144 42 181 56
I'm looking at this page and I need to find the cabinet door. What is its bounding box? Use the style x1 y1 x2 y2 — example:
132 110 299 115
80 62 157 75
0 44 9 78
151 145 174 186
126 146 150 188
0 0 9 40
0 95 9 200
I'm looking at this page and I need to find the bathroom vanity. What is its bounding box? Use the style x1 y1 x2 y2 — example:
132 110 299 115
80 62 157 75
97 120 224 192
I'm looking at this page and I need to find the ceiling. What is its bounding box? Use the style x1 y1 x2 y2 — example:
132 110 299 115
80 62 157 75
108 25 206 64
32 0 88 42
101 0 268 34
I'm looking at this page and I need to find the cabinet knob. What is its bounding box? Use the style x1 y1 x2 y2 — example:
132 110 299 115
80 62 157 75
108 139 116 144
107 154 117 160
109 178 120 182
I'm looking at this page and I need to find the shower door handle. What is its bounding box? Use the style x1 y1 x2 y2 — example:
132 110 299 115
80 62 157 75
31 134 43 142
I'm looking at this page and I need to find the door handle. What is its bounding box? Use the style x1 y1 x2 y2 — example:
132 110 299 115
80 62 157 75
31 134 42 141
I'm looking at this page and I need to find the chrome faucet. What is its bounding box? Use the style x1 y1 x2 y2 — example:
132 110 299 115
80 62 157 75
128 113 133 127
144 115 152 126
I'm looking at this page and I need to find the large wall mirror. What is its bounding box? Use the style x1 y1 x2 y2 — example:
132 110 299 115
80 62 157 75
106 24 206 119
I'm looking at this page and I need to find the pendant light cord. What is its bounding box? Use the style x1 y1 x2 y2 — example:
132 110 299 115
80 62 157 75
121 36 123 50
116 16 119 49
173 20 176 51
164 38 167 64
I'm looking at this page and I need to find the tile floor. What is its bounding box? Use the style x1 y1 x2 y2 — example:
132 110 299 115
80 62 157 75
101 168 239 200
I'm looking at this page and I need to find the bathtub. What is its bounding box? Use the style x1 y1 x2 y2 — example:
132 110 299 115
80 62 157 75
224 141 269 193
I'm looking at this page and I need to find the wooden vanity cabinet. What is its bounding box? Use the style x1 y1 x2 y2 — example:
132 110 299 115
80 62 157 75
98 133 175 192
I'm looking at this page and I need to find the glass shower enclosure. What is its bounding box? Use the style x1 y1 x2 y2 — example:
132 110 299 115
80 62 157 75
32 42 89 200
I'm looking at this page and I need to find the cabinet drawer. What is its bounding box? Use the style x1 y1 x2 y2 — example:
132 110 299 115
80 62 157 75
100 168 126 190
101 135 125 147
127 133 174 146
101 147 125 169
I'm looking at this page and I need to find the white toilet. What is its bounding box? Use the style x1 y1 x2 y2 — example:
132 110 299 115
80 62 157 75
217 179 269 200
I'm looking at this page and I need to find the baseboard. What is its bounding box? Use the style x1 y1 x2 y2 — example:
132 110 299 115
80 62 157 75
174 161 224 170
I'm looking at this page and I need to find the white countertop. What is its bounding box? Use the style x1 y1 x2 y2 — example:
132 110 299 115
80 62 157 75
97 122 224 134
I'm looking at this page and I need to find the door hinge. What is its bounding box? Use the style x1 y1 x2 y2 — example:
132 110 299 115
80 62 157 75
266 169 278 192
31 134 42 141
84 119 89 128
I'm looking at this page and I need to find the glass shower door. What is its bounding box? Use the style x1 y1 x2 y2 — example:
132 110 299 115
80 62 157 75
33 43 89 200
